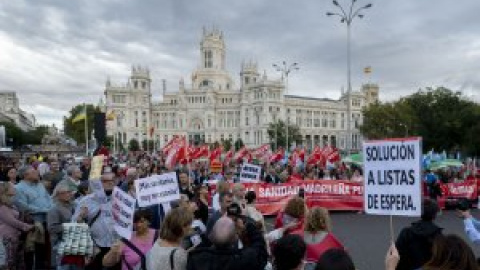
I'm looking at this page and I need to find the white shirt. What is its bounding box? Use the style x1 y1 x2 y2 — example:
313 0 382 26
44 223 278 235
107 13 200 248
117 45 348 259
464 217 480 245
212 193 221 212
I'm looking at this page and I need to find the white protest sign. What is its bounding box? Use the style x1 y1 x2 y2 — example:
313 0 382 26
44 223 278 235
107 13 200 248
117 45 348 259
363 137 422 216
112 187 136 239
135 172 180 207
239 163 261 183
89 179 107 204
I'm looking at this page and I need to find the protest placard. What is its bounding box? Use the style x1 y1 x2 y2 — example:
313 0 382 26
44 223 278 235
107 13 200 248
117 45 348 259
239 163 261 183
112 187 136 239
89 155 104 180
363 137 422 216
135 172 180 207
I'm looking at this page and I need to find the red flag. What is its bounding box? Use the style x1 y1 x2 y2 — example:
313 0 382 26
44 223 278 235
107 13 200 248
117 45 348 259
298 148 305 162
209 147 223 161
269 148 285 163
165 144 181 169
224 149 234 165
162 135 181 155
233 147 249 163
191 145 209 159
252 144 270 159
327 150 340 163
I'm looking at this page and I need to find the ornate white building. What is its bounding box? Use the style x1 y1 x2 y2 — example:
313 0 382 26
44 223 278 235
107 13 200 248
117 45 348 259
0 91 36 131
104 28 379 150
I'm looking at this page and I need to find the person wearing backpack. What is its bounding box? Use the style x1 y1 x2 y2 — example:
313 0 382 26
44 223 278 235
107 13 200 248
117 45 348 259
103 209 158 270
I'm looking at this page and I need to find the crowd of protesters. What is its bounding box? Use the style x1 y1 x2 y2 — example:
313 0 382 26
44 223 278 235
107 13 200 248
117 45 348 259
0 151 479 270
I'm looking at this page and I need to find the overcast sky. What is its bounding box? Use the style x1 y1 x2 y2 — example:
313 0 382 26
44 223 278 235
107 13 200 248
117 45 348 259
1 0 479 128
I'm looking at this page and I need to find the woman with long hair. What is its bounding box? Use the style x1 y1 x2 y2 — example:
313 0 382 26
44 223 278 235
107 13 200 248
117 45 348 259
302 207 344 269
421 234 477 270
274 196 306 235
0 182 33 270
146 207 193 270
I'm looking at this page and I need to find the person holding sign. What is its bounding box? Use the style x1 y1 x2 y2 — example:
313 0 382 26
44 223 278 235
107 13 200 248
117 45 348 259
72 173 119 270
395 199 443 270
103 209 158 270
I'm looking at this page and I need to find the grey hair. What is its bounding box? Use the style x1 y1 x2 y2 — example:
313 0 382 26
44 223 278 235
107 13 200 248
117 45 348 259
66 165 80 176
52 183 72 198
17 165 34 179
210 217 236 246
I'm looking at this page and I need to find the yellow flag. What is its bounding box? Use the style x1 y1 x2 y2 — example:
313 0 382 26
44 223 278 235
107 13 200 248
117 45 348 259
364 66 372 74
72 107 86 123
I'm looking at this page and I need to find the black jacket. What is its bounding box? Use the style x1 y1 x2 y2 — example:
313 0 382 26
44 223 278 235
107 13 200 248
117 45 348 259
187 222 268 270
395 220 443 270
265 174 280 184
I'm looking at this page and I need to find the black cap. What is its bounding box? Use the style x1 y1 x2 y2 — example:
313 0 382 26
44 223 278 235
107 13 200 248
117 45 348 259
226 202 245 218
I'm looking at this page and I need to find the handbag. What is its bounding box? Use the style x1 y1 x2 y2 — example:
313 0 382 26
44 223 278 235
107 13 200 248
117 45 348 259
57 223 94 256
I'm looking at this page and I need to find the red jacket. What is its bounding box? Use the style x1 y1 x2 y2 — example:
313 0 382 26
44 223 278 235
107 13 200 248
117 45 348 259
298 231 344 263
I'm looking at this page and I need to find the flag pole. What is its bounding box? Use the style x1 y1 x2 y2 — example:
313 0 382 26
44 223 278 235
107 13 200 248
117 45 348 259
84 103 88 156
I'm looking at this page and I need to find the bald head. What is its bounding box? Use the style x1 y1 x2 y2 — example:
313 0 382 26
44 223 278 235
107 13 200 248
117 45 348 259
211 217 236 247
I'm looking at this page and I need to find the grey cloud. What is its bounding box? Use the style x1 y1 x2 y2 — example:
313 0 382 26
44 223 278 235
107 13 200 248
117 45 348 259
0 0 479 126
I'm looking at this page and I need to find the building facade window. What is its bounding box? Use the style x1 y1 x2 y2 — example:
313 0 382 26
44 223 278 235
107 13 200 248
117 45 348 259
112 95 126 104
205 50 213 68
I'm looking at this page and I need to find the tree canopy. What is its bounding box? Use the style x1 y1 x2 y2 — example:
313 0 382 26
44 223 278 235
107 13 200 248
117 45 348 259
1 121 50 148
360 87 480 155
63 104 100 144
267 120 302 150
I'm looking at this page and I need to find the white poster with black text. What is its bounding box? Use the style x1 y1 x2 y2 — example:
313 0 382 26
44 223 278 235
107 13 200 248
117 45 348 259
239 163 261 183
363 137 422 216
112 187 136 239
135 172 180 207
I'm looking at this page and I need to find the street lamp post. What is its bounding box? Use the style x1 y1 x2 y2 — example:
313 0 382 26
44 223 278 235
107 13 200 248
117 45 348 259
327 0 372 154
272 61 299 152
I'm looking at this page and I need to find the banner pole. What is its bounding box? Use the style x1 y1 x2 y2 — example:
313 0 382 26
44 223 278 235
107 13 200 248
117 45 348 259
390 215 395 243
84 103 88 156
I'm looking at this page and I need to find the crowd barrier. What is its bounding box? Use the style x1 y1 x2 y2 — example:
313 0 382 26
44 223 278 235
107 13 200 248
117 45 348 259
210 179 480 215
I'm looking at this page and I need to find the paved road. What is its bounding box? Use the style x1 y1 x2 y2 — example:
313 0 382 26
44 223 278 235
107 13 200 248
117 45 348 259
268 209 480 270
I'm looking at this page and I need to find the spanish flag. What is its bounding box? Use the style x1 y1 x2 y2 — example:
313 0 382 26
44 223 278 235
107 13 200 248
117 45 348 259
72 106 86 123
364 66 372 74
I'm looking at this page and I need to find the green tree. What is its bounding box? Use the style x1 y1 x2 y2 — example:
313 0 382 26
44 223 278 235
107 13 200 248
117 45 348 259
142 139 155 151
267 120 302 150
22 125 50 145
129 139 140 151
105 135 114 149
360 100 417 139
221 138 233 151
64 104 100 144
1 121 25 148
360 87 480 155
234 138 244 151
